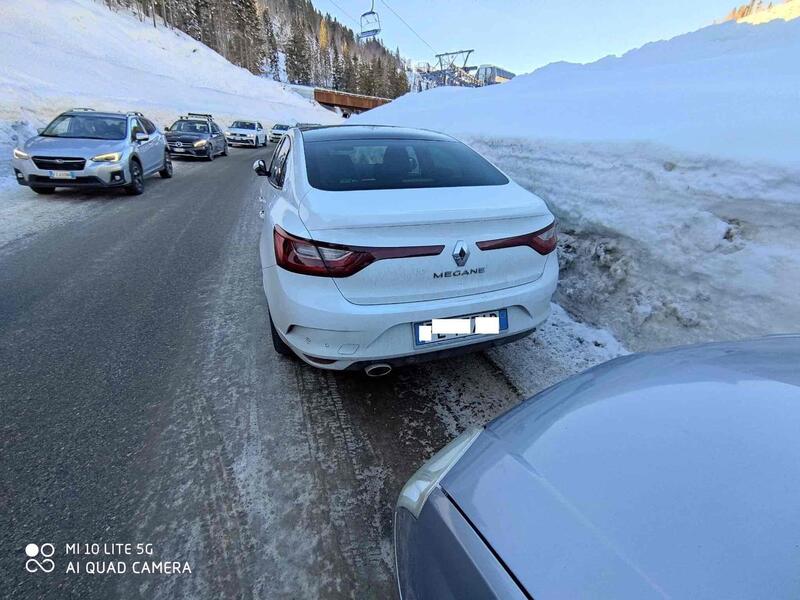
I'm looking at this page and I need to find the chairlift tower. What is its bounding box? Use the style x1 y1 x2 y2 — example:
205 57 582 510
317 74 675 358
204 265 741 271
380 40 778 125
431 50 482 87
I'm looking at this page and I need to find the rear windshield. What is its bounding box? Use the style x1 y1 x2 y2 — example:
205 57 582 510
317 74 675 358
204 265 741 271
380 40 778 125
170 120 209 133
231 121 255 129
41 115 127 140
304 138 509 191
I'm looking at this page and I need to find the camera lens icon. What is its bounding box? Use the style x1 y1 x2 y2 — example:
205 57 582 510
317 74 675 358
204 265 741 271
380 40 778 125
24 543 55 573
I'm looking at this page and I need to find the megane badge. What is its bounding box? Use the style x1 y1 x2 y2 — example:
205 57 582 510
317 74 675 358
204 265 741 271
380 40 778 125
452 241 470 267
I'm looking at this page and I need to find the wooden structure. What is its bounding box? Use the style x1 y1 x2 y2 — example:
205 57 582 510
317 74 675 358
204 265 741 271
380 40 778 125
313 88 391 116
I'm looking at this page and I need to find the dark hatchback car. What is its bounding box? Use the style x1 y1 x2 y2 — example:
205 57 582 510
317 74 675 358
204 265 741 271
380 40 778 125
395 336 800 599
165 113 227 160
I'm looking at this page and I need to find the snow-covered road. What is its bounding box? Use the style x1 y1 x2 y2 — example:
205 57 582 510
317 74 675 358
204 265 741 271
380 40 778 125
1 147 624 599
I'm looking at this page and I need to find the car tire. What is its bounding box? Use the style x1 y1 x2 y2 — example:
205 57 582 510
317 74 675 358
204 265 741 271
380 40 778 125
269 312 293 357
221 142 228 157
159 151 173 178
206 145 215 161
125 159 145 195
30 186 55 195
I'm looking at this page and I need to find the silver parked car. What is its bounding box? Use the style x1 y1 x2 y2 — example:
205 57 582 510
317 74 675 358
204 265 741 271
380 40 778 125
268 123 290 143
12 108 172 195
395 336 800 599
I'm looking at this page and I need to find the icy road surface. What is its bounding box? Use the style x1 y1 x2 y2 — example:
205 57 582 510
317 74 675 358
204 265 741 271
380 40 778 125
0 148 623 599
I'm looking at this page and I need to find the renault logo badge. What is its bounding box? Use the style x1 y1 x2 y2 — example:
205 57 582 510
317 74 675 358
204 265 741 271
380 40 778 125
452 241 470 267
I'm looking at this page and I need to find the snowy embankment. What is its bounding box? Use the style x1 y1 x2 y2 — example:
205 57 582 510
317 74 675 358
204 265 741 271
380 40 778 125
356 12 800 351
0 0 338 247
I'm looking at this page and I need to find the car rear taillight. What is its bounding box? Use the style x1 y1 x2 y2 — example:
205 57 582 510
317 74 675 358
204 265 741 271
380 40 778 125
273 226 444 277
476 221 557 255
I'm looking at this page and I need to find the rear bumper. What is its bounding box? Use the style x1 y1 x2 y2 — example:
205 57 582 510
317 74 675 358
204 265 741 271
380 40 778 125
342 328 536 371
264 254 558 370
13 158 128 188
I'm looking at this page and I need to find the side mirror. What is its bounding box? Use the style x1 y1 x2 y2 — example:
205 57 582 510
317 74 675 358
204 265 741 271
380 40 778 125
37 127 45 135
253 159 269 177
163 126 170 132
135 132 149 142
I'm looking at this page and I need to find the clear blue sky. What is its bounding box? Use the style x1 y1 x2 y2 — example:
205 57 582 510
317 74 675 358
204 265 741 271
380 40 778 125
317 0 739 74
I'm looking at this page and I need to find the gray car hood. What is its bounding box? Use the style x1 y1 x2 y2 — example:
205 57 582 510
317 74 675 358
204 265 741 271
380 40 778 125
441 337 800 599
24 136 125 157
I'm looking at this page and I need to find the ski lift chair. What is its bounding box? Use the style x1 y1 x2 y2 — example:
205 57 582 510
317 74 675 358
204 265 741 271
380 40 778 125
359 1 381 40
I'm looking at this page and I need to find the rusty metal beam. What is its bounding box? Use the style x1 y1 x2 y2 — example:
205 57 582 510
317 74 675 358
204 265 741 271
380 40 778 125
314 88 391 112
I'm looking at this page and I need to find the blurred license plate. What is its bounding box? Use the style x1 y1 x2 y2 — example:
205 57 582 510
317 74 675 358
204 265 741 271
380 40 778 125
414 309 508 346
173 148 185 153
49 170 75 179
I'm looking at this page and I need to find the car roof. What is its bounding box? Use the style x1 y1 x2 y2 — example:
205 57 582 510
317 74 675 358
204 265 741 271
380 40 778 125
299 125 454 143
61 110 129 119
442 335 800 599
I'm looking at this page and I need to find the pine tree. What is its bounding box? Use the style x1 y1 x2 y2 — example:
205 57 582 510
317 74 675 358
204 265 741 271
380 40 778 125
331 45 343 90
285 18 311 85
318 17 329 51
351 54 362 94
101 0 410 94
262 7 280 79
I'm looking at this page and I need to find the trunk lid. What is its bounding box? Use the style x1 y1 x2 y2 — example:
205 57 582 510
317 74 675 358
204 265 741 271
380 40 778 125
299 184 553 305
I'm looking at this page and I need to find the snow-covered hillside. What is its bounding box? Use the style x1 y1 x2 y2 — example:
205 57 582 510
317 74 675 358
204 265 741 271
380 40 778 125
0 0 339 182
359 17 800 166
355 16 800 351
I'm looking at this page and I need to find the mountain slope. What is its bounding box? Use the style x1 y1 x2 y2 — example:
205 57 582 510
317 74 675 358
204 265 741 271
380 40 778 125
724 0 800 24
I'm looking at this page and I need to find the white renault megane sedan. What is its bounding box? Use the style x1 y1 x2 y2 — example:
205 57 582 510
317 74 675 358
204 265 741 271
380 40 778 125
253 125 558 375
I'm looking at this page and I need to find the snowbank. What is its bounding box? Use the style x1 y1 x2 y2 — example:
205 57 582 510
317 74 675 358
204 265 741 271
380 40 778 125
0 0 339 183
355 16 800 350
358 17 800 167
471 138 800 350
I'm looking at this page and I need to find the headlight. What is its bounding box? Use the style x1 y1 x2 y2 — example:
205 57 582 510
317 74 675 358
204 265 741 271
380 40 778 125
397 426 482 518
225 131 231 136
193 139 208 148
13 148 30 160
91 152 122 162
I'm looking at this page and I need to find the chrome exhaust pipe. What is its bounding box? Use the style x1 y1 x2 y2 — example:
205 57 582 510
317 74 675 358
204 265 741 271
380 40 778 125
364 363 392 377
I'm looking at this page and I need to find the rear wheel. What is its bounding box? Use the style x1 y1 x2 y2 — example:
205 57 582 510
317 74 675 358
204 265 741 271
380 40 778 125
30 186 55 195
125 160 145 195
159 151 173 178
269 313 293 357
